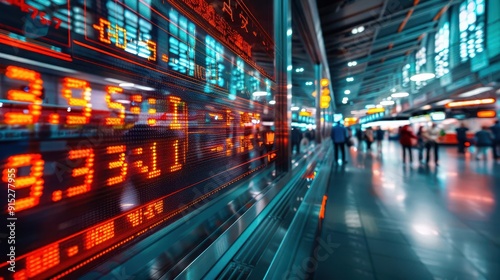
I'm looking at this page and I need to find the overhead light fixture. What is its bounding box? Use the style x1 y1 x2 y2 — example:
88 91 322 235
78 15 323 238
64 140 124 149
391 88 397 93
116 99 131 104
344 90 351 95
380 100 395 106
252 91 268 97
295 68 304 73
287 84 293 89
421 105 432 110
291 106 300 111
365 104 375 109
387 97 393 100
287 65 293 71
410 73 435 82
305 81 313 86
346 77 354 82
435 99 453 106
446 98 495 108
342 100 348 104
119 82 134 87
347 61 358 67
269 100 276 105
391 92 409 98
458 87 493 97
287 29 293 36
134 85 155 91
351 26 365 34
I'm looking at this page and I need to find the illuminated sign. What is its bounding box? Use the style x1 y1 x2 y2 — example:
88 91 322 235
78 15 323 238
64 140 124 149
366 107 385 114
477 110 496 118
445 98 495 108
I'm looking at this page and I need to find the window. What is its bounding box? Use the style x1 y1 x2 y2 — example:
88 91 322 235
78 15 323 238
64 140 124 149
435 22 450 78
459 0 485 62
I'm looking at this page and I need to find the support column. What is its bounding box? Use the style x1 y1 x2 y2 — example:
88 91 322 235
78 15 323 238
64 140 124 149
314 64 322 144
274 0 292 174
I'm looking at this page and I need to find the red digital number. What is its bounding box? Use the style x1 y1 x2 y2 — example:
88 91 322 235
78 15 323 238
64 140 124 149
84 221 115 250
24 243 60 278
106 145 127 186
66 149 94 198
4 66 43 125
2 154 44 212
105 86 125 125
131 142 161 179
61 77 92 125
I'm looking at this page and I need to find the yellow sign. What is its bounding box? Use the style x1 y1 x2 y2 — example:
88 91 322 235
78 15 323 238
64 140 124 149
366 107 385 114
299 111 312 117
320 78 329 87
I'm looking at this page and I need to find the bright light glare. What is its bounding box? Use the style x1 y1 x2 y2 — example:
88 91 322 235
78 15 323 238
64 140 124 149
346 77 354 82
269 100 276 105
344 90 351 94
380 100 395 106
348 61 358 67
287 65 293 71
291 106 300 111
287 29 293 36
119 83 134 87
252 91 268 97
413 224 439 236
421 105 432 110
458 87 493 97
435 99 453 106
365 104 375 109
391 92 409 98
410 73 435 82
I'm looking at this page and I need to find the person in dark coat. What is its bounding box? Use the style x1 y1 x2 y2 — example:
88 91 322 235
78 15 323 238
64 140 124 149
475 126 494 160
455 123 469 154
291 127 302 154
331 122 348 164
490 120 500 160
399 125 417 164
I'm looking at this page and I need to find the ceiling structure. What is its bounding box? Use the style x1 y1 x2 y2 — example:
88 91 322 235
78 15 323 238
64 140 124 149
314 0 461 114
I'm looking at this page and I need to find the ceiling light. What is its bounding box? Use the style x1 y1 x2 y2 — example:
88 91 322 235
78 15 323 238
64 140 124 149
287 65 293 71
391 88 397 93
358 26 365 33
287 84 293 89
387 97 392 100
391 92 409 98
346 77 354 82
410 73 435 82
295 68 304 73
344 90 351 94
348 61 358 67
116 99 131 104
421 105 432 110
287 29 293 36
252 91 268 97
446 98 495 108
380 100 395 106
119 82 134 87
291 106 300 111
269 100 276 105
365 104 375 109
134 85 155 91
305 81 313 86
342 100 348 104
435 99 453 106
351 29 358 35
458 87 493 97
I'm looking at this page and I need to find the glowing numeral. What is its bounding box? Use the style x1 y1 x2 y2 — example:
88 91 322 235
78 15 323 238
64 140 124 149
3 154 44 212
62 77 92 125
143 40 157 61
106 145 127 186
92 18 111 44
109 23 127 49
143 201 163 220
24 244 60 278
84 221 115 250
148 98 156 126
66 149 94 197
105 86 125 125
132 143 161 179
170 140 182 172
127 209 143 227
4 66 43 125
168 96 184 130
130 94 142 114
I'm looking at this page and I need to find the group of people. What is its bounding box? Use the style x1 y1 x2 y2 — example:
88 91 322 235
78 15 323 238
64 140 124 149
455 120 500 160
399 123 441 165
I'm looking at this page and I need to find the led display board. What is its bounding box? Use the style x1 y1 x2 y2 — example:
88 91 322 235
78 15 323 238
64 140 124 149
0 0 276 278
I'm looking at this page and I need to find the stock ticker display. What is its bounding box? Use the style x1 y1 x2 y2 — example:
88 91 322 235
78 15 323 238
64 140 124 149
0 0 276 278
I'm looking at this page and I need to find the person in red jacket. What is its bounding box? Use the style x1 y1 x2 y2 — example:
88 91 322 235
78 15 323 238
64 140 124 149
399 125 418 164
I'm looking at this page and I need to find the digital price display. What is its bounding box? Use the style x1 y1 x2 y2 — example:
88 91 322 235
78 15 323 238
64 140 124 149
0 0 276 278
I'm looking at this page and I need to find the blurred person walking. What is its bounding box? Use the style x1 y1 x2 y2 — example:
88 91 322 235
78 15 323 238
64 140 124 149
423 123 441 165
364 127 374 151
400 125 417 164
490 120 500 161
455 123 469 154
416 126 426 163
331 121 348 164
291 127 301 154
375 126 385 153
475 126 494 160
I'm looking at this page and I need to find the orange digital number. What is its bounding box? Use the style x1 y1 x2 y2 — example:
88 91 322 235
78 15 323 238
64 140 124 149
84 221 115 250
2 154 44 212
168 96 185 130
92 18 111 44
132 142 161 179
66 148 94 197
130 94 142 114
169 139 183 172
24 243 60 278
143 40 157 61
4 66 43 125
106 145 127 186
61 77 92 125
147 98 156 126
108 23 127 49
105 86 125 125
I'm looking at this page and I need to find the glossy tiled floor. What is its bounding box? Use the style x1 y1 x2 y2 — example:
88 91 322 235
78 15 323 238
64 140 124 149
314 142 500 280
